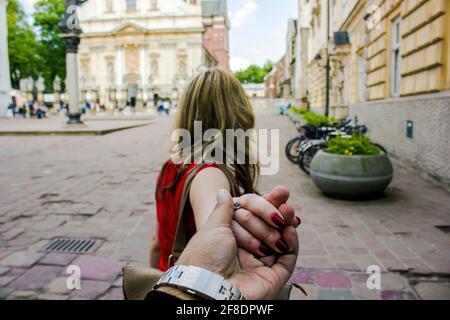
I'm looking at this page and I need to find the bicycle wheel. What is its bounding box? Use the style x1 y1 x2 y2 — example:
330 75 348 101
285 137 301 163
298 143 326 175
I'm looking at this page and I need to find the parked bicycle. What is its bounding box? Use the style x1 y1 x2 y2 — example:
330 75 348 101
285 117 387 175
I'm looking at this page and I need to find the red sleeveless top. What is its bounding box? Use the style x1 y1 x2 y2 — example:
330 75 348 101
155 161 217 271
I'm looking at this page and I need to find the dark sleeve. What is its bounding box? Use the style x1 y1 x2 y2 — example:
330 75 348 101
144 290 183 301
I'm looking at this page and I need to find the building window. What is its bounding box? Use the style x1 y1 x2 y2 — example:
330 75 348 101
150 0 158 11
105 0 113 12
358 53 366 102
391 17 401 96
126 0 137 12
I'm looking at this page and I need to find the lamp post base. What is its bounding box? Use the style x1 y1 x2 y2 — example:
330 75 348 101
67 113 83 125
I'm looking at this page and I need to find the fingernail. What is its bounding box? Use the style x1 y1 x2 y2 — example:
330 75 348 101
259 244 272 256
275 239 289 253
295 216 302 225
271 213 286 228
216 189 228 204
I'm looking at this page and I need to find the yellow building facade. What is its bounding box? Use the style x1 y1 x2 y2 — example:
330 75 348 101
298 0 450 185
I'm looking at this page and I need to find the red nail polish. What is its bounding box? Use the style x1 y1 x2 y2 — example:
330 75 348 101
271 213 286 228
259 244 272 256
275 239 289 253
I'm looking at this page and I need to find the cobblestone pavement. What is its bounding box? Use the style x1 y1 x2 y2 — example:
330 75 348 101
0 113 449 300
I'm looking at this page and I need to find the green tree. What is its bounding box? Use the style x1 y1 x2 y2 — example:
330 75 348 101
234 61 273 84
33 0 66 93
7 0 42 89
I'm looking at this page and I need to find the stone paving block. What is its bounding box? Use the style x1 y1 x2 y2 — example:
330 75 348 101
0 251 45 268
405 239 437 254
418 253 450 273
0 276 15 286
69 280 111 300
379 273 408 291
7 267 28 277
351 282 381 300
9 290 36 300
0 250 12 261
316 270 351 289
46 277 71 295
39 253 77 266
353 255 385 272
335 261 360 271
0 267 9 276
349 247 370 256
0 227 25 240
0 288 12 299
298 257 336 269
71 255 123 282
316 288 355 300
414 282 450 300
30 218 66 232
8 265 62 290
289 268 315 285
113 276 123 287
6 236 42 248
100 287 124 300
380 290 417 300
379 257 408 271
400 258 432 273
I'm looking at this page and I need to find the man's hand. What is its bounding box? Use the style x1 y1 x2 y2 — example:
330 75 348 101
176 190 299 300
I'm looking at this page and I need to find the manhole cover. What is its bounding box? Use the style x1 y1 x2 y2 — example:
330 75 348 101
40 237 102 254
435 226 450 234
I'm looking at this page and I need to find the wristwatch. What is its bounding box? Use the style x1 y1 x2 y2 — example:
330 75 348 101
154 265 245 300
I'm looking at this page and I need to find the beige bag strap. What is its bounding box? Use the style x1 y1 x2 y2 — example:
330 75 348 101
169 164 237 265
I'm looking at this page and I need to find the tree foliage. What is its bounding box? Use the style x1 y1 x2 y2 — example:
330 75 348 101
234 61 273 84
6 0 42 89
6 0 66 92
33 0 66 92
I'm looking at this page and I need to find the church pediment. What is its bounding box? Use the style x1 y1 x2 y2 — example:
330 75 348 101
111 22 148 35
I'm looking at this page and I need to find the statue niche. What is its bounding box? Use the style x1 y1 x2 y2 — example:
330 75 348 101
125 45 139 74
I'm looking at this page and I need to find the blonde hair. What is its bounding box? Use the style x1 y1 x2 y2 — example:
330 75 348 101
169 68 259 194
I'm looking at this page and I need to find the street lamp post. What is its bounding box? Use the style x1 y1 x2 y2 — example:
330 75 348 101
0 0 12 118
60 0 87 124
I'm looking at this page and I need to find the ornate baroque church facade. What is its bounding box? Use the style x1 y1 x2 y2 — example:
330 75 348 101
78 0 229 107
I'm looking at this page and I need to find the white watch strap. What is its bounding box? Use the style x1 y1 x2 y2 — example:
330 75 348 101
155 265 245 300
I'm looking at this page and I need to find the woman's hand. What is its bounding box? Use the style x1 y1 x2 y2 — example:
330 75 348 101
231 186 301 257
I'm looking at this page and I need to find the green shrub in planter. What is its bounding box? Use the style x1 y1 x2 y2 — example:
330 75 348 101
326 134 380 157
291 106 308 115
310 134 392 198
302 111 335 126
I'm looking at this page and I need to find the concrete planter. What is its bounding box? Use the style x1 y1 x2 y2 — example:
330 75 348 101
310 150 393 198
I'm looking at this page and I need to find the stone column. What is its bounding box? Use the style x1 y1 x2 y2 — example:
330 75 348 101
115 45 124 87
139 45 147 88
60 0 85 124
63 35 83 124
0 0 12 117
